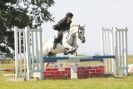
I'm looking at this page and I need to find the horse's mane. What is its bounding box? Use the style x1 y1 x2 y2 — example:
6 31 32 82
70 21 79 27
70 24 79 28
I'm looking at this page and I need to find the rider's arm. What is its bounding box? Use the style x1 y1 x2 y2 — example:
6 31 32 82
66 21 72 30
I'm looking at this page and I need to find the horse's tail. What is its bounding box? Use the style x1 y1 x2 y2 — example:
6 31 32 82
42 38 48 46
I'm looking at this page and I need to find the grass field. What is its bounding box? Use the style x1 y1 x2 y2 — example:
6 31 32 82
0 56 133 89
0 76 133 89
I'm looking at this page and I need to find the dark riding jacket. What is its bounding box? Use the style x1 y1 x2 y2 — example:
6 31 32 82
53 17 72 31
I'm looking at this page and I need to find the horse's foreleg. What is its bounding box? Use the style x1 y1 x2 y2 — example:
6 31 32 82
64 43 73 51
70 44 79 55
74 43 79 50
64 43 76 54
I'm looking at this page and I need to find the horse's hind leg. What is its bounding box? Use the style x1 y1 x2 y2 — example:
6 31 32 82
45 52 56 67
45 62 50 67
48 52 55 56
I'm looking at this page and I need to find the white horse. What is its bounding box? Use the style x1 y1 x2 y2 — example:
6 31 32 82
42 25 86 56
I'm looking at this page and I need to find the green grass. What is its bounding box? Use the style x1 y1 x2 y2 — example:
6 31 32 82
0 56 133 89
0 70 3 76
0 63 14 68
1 76 133 89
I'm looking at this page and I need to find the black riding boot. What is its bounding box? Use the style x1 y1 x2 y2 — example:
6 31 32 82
53 32 63 49
58 32 63 45
53 38 58 49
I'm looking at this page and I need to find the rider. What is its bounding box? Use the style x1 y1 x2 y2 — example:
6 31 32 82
53 12 73 49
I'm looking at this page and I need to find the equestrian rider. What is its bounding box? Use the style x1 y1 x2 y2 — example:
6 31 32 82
53 12 73 49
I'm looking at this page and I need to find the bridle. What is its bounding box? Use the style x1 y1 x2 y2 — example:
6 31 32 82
66 25 85 46
70 25 85 40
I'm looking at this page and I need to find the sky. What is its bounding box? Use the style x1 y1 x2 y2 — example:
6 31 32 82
42 0 133 55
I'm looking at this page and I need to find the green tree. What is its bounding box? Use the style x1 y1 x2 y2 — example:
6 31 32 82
0 0 54 53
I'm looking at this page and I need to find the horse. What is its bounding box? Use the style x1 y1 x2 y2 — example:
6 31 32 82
42 25 86 56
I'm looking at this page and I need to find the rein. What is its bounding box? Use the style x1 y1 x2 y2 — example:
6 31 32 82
66 25 85 46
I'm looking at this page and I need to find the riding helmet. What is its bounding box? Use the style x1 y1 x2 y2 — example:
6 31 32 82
66 12 73 18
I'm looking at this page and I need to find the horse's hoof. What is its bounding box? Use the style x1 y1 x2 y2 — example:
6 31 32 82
64 52 68 55
70 50 76 54
70 52 74 54
70 51 75 54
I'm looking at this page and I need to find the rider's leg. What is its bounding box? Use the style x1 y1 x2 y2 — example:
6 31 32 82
58 31 63 45
53 38 58 49
53 31 58 49
53 31 63 49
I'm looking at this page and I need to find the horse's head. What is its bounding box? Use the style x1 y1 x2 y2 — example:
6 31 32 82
70 25 86 43
78 25 86 43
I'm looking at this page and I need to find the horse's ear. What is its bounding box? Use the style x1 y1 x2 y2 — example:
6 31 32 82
83 24 86 28
79 24 80 27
